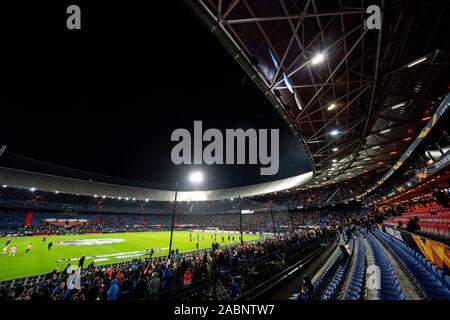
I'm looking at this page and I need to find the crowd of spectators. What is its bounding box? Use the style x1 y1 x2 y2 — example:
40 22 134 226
0 229 334 301
0 210 301 236
252 172 385 208
0 187 284 216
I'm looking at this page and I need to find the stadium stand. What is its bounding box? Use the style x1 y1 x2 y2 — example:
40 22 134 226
343 235 366 300
366 232 405 300
0 230 334 301
373 229 450 299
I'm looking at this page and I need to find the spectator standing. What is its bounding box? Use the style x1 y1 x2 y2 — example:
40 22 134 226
107 279 119 301
183 267 193 287
147 272 161 300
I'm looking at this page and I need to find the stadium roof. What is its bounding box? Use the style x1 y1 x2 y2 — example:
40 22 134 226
0 167 312 202
185 0 450 190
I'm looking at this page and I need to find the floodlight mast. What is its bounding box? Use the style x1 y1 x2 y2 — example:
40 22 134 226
168 182 179 260
288 201 296 233
269 201 276 236
239 195 244 246
168 171 204 259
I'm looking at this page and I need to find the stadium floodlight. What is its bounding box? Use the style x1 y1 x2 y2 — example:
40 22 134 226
30 187 36 192
330 130 339 136
189 171 204 184
145 199 149 202
327 103 336 111
55 190 59 194
102 195 106 199
311 53 325 65
407 56 427 68
125 197 129 200
118 197 122 200
2 185 6 188
170 170 204 260
391 102 406 110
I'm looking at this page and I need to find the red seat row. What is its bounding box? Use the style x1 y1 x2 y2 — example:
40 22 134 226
418 222 450 238
418 213 450 224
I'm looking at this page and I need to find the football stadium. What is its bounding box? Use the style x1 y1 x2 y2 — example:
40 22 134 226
1 0 450 304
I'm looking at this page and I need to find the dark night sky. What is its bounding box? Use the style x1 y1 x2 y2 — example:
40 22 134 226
0 1 311 190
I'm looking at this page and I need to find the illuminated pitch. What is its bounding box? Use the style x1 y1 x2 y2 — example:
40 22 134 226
0 231 261 281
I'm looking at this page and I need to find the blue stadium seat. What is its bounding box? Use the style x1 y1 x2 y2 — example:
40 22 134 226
373 230 450 300
366 233 405 300
344 236 366 300
319 239 353 300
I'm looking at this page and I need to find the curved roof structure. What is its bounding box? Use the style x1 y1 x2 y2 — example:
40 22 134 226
1 1 448 202
185 0 450 190
0 167 312 201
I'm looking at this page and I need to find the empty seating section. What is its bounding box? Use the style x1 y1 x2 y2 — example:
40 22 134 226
320 258 350 300
313 254 342 297
318 239 354 300
373 229 450 300
383 204 450 238
344 235 366 300
366 233 405 300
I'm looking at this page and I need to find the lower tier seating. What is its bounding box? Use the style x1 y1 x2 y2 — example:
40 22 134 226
373 229 450 300
366 232 405 300
343 235 366 300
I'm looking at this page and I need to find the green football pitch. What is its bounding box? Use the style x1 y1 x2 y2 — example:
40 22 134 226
0 231 261 281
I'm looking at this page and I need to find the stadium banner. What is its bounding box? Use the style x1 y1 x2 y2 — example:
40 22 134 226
23 211 33 226
382 225 450 272
363 92 450 197
383 148 450 197
44 218 88 226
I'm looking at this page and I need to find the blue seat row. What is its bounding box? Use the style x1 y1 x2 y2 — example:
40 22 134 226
313 254 341 296
320 258 350 300
366 233 405 300
320 239 354 300
374 230 450 300
344 236 366 300
289 242 350 301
